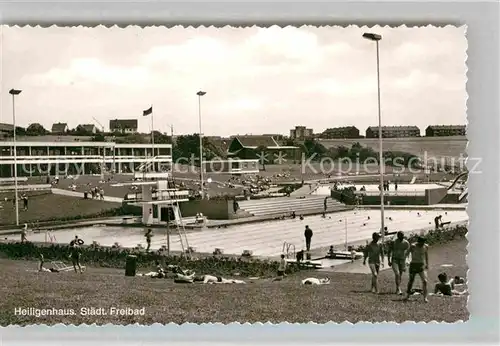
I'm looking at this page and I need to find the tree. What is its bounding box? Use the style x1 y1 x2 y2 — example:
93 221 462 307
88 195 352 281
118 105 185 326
71 125 93 136
14 126 26 136
26 123 48 136
173 134 226 165
151 131 171 144
303 138 329 160
91 133 106 142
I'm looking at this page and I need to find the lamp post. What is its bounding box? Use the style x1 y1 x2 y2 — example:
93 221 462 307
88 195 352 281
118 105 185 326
9 88 22 226
167 123 174 179
362 32 385 244
196 91 206 199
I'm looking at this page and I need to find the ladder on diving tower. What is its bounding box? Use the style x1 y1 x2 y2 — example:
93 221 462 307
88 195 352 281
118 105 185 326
165 176 192 258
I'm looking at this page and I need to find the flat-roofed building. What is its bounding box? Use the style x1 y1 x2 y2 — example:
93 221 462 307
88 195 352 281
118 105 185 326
204 159 259 175
0 123 14 139
366 126 420 138
290 126 313 140
425 125 466 137
320 126 360 139
0 138 172 177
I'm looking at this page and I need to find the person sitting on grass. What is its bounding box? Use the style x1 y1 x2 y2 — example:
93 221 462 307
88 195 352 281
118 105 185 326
302 277 331 285
38 254 60 273
433 273 468 296
273 254 287 281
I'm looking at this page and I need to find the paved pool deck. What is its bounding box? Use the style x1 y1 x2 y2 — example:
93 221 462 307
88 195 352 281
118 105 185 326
3 208 468 259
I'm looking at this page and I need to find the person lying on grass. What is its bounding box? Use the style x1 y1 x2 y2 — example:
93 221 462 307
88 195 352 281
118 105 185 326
301 277 331 285
138 261 166 278
433 273 468 296
38 254 60 273
201 275 246 284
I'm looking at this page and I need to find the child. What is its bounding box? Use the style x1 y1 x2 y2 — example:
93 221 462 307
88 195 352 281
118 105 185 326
145 229 153 252
277 254 287 277
434 273 467 296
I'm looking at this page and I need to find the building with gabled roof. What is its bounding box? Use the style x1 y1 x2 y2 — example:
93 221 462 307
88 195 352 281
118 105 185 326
51 123 69 134
78 124 98 134
109 119 138 134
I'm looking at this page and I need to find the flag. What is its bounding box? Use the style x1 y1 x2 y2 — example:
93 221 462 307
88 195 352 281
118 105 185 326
143 106 153 116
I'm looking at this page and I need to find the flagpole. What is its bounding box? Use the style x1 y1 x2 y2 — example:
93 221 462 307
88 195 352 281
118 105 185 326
170 124 174 179
151 106 155 173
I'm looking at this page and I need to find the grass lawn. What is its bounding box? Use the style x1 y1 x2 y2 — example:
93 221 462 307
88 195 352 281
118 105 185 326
0 238 468 325
0 193 120 226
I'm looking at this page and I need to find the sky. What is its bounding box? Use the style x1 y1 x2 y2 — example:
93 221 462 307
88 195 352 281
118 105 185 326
0 25 467 137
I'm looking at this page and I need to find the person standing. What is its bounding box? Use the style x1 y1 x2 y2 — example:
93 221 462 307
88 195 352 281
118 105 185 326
363 232 384 294
304 226 313 252
387 231 410 295
22 194 29 211
145 229 153 252
69 236 84 274
21 224 28 243
404 236 429 302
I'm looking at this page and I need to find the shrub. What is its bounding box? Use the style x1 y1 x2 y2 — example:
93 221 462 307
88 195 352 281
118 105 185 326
0 241 301 278
355 224 467 253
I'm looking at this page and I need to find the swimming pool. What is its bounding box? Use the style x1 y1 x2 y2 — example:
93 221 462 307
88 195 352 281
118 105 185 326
8 208 468 258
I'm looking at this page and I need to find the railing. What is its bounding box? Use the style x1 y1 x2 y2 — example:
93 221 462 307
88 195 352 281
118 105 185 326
282 241 296 259
0 184 52 192
0 155 172 164
125 190 190 202
354 190 428 196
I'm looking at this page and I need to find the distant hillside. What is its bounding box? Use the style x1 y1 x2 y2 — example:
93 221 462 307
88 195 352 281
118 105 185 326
316 136 467 159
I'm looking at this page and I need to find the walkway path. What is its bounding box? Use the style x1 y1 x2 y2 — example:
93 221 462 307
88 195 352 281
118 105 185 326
51 188 123 203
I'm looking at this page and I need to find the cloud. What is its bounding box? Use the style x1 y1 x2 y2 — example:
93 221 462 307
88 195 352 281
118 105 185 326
25 58 151 88
1 25 467 136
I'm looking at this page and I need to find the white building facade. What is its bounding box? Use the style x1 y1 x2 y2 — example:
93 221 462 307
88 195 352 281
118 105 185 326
0 140 172 177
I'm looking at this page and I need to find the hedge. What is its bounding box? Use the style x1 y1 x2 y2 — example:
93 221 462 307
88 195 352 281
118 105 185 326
0 241 301 278
354 224 468 253
0 224 467 277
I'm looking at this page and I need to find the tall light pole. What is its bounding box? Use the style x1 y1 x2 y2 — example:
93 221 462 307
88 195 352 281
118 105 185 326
196 91 206 199
362 32 385 243
166 123 175 179
9 88 22 226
